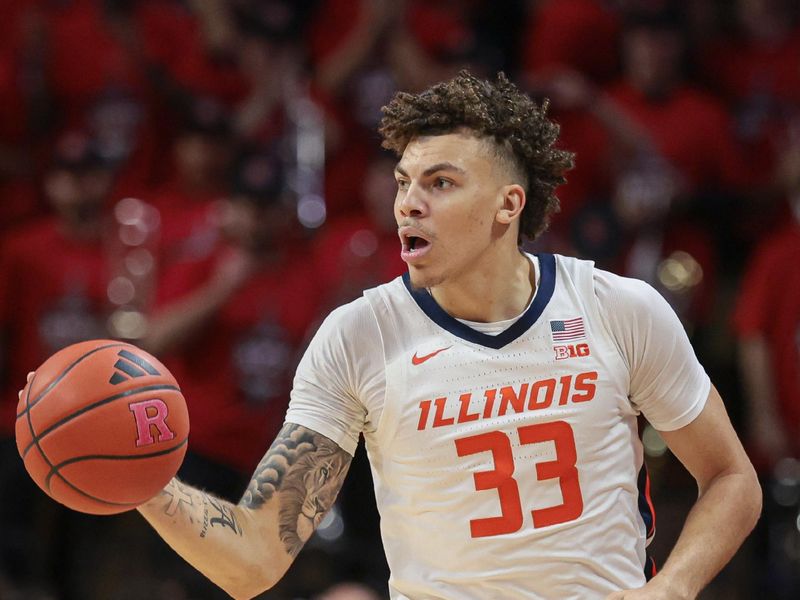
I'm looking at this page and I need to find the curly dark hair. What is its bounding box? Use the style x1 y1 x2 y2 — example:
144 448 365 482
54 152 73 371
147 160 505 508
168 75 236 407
379 70 574 242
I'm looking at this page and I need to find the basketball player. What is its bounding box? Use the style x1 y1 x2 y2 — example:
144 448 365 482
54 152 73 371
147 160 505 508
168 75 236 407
128 71 760 599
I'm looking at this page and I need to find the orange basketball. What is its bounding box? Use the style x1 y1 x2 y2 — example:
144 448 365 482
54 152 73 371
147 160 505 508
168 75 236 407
15 339 189 515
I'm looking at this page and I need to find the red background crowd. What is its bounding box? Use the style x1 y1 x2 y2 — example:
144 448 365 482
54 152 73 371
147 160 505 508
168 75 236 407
0 1 798 598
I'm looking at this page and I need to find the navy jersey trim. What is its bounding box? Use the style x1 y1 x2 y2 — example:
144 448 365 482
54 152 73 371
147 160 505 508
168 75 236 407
401 253 556 349
637 463 656 543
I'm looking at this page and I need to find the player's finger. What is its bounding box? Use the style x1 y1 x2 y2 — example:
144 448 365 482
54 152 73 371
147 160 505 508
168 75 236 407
19 372 35 400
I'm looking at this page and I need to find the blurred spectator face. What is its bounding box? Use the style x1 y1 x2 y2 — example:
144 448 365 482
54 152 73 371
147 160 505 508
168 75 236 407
174 132 230 189
238 35 281 76
45 167 114 221
613 155 680 230
174 98 233 190
224 149 288 250
622 26 683 97
218 196 290 252
44 133 114 221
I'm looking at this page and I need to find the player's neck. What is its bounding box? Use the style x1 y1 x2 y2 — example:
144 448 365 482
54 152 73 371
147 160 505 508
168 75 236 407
429 249 534 323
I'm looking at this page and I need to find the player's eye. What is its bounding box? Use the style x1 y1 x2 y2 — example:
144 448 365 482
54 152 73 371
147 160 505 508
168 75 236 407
396 178 409 191
434 177 453 190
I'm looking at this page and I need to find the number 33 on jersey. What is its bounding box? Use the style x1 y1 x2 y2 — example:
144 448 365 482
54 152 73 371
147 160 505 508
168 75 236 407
418 370 596 537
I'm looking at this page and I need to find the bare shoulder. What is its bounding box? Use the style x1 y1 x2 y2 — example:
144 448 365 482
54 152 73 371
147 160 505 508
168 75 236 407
241 423 352 557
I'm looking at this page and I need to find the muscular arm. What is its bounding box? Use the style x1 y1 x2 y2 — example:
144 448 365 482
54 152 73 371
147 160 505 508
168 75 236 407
608 385 762 600
138 423 352 600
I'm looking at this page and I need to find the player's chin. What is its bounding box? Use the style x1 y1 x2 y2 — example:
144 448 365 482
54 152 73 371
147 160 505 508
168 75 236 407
407 266 444 291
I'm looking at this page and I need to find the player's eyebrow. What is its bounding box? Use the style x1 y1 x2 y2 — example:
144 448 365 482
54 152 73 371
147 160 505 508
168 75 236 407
394 162 466 178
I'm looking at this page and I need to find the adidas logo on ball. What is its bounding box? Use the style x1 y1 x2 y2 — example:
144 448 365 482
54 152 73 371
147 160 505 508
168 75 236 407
109 349 161 385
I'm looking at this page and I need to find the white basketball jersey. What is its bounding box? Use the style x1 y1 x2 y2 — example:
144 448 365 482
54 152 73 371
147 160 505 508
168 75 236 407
286 253 709 599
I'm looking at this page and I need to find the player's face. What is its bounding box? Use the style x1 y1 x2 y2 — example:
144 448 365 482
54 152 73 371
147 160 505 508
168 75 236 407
393 131 512 289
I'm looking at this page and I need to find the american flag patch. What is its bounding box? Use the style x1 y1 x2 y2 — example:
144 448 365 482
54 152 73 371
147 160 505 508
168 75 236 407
550 317 586 342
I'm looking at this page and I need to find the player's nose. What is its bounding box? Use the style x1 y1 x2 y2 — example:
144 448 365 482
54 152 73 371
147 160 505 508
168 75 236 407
397 183 427 218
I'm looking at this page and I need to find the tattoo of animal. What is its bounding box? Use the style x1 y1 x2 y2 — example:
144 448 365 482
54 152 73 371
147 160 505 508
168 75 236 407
241 424 351 556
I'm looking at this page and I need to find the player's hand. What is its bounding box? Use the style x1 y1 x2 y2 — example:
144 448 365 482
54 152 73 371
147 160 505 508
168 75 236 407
18 371 34 400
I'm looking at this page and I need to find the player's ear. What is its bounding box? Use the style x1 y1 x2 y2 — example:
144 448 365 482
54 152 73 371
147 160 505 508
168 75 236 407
496 184 526 225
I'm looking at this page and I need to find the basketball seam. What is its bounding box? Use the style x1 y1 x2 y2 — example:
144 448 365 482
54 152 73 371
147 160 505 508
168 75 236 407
45 475 149 508
15 342 130 419
21 384 182 459
21 371 82 505
44 437 189 496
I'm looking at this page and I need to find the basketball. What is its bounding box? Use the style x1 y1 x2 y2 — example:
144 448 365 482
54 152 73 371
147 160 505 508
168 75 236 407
15 339 189 515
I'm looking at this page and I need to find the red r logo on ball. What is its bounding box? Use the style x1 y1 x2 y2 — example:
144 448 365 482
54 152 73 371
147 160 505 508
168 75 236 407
128 398 176 447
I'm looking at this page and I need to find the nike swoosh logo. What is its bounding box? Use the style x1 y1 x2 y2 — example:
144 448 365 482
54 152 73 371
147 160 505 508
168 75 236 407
411 346 452 366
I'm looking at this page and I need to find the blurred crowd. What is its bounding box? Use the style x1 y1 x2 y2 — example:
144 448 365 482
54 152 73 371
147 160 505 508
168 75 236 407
0 0 798 598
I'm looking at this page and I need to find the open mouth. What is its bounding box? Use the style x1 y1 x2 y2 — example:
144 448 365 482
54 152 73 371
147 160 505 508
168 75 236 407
398 226 433 262
403 235 430 253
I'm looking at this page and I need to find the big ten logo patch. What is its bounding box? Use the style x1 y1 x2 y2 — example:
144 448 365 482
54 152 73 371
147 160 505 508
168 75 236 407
554 343 591 360
128 398 175 447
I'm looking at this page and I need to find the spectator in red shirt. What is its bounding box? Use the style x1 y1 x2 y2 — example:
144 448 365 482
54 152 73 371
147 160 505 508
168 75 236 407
733 197 800 599
732 136 800 597
734 206 800 468
605 9 750 194
699 0 800 239
310 149 406 312
143 148 321 498
701 0 800 164
152 97 234 270
0 132 119 431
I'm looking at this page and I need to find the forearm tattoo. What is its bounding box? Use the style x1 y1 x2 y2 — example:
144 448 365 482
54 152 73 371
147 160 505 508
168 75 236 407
201 496 242 538
241 423 352 557
158 480 242 538
163 479 196 520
